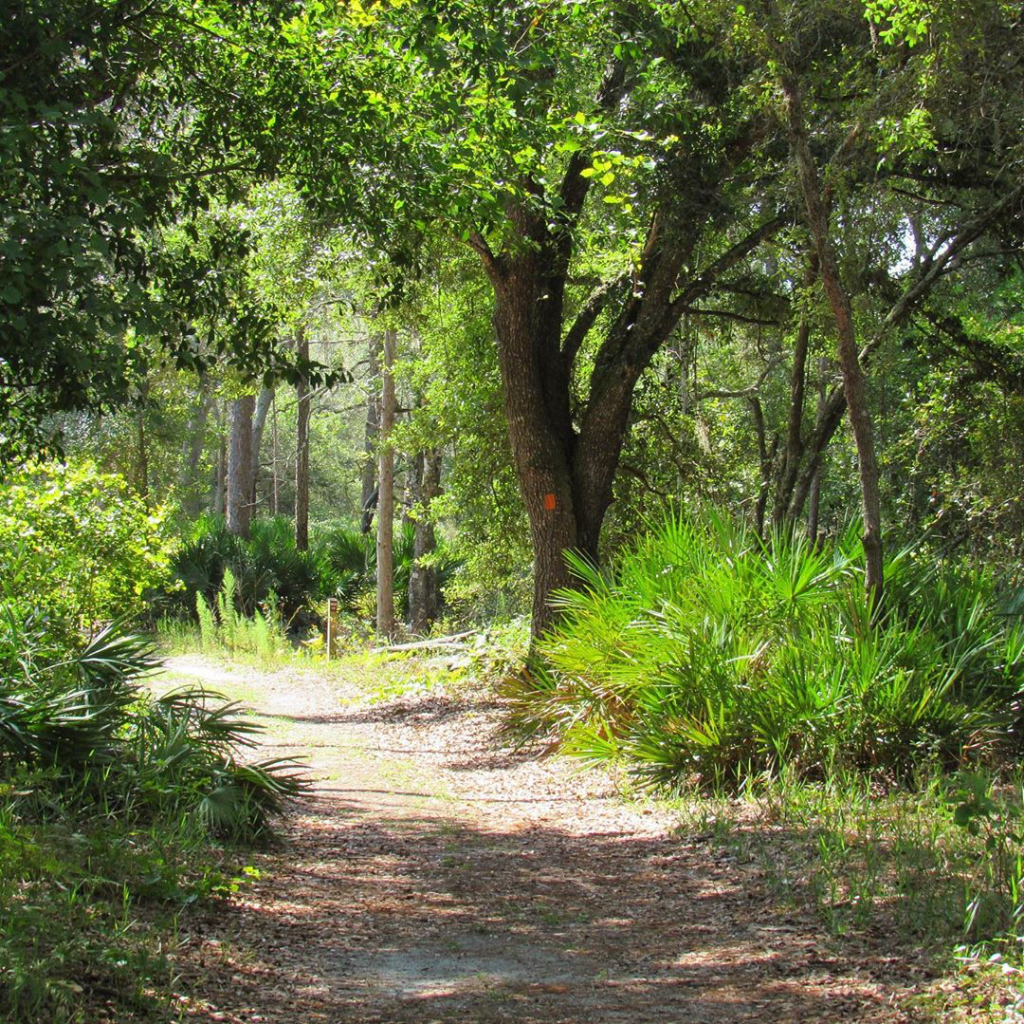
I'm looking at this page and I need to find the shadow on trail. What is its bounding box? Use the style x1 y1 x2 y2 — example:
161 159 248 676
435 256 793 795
184 795 930 1024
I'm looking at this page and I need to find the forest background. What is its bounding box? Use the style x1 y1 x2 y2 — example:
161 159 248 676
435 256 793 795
2 0 1024 1019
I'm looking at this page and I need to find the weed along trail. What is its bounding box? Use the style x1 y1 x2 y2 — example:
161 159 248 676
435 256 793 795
160 654 928 1024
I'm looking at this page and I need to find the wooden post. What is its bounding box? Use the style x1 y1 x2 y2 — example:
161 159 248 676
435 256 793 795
325 597 339 659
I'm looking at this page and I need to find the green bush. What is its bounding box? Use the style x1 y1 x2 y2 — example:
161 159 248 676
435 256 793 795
0 594 305 1020
0 600 304 838
507 511 1024 789
0 461 175 626
166 514 461 630
167 514 342 624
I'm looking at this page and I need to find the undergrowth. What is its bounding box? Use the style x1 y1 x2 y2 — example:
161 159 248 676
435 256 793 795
502 509 1024 1009
0 600 304 1021
506 511 1024 786
657 769 1024 1017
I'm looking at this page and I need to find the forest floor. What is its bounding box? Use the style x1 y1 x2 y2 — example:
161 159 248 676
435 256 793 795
155 654 957 1023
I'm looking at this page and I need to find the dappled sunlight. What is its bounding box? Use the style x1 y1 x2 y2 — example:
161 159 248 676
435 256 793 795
167 657 932 1023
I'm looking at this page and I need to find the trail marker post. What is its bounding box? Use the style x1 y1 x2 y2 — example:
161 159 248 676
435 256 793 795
326 597 339 660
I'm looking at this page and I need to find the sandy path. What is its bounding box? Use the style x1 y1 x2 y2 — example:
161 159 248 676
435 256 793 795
161 655 926 1024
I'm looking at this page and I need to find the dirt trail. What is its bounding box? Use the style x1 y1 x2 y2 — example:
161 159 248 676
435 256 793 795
161 655 925 1024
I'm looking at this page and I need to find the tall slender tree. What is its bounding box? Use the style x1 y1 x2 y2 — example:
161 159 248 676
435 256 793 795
376 328 397 639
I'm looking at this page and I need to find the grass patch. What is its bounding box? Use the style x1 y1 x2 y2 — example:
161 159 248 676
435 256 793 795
0 792 257 1022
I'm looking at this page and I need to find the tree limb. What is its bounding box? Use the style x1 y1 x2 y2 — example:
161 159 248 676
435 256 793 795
561 274 628 369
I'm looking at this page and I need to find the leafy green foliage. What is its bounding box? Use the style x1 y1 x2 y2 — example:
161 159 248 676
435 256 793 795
0 2 341 462
166 513 459 628
0 602 305 838
507 512 1024 788
0 461 175 626
166 513 322 622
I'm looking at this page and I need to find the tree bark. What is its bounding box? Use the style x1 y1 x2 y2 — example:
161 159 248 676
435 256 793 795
376 328 397 639
249 386 275 511
806 357 829 543
295 328 311 551
271 392 279 516
408 447 442 634
748 396 777 538
782 75 884 607
179 380 213 517
361 332 383 535
226 393 255 540
774 256 817 524
135 406 149 502
212 399 226 515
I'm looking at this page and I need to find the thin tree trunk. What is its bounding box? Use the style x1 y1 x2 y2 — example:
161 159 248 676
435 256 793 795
361 332 383 535
180 381 213 517
748 395 776 538
226 394 255 540
212 399 226 515
409 448 442 634
295 328 311 551
774 256 817 524
135 407 149 502
271 392 279 516
376 328 397 639
249 386 275 511
783 75 884 607
807 357 828 543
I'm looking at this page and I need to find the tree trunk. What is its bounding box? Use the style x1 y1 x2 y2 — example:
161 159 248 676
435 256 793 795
271 392 279 516
806 357 828 543
492 264 586 638
774 256 817 525
408 447 442 634
376 328 397 639
180 380 213 517
783 75 884 607
226 394 255 540
748 395 776 538
135 406 149 502
212 399 226 515
295 328 311 551
361 332 382 535
249 386 275 512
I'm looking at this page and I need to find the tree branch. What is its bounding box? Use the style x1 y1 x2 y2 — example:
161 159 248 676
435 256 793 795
668 213 789 321
561 273 628 369
686 307 782 327
466 231 503 282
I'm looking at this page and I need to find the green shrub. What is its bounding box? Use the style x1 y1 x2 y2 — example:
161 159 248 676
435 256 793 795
0 591 303 1020
0 600 304 838
165 514 461 631
508 511 1024 789
168 514 334 624
193 568 290 660
0 461 175 626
